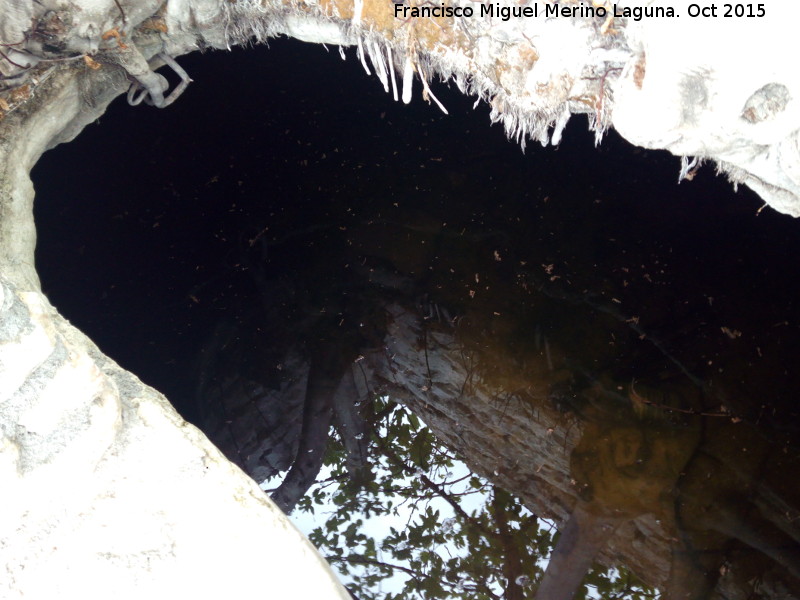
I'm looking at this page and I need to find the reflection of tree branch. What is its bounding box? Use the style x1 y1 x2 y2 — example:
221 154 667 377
262 470 350 495
335 556 502 600
272 343 350 513
431 443 457 466
411 489 482 502
630 378 734 418
462 576 503 600
457 340 477 400
330 555 424 581
378 441 493 538
422 320 434 390
443 472 472 487
492 488 525 600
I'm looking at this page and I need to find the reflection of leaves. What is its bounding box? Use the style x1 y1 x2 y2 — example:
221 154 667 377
409 429 434 470
298 399 658 600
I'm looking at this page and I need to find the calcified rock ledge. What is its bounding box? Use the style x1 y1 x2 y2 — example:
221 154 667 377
3 1 800 219
2 0 800 597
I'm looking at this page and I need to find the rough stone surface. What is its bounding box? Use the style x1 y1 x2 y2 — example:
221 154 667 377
3 1 800 214
0 278 351 599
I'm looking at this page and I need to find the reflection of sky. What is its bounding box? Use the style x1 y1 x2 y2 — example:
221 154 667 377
284 442 500 595
264 404 550 597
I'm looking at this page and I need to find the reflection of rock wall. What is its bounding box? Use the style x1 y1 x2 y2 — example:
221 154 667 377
199 345 309 484
364 303 673 586
360 303 800 599
193 219 800 599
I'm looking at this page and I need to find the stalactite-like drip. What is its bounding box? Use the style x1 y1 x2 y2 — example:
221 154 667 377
387 44 399 101
416 62 447 114
401 54 413 104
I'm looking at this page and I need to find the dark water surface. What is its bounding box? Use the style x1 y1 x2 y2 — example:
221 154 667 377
32 39 800 598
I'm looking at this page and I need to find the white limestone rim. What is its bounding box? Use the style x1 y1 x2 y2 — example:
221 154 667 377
1 1 800 214
0 278 352 599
